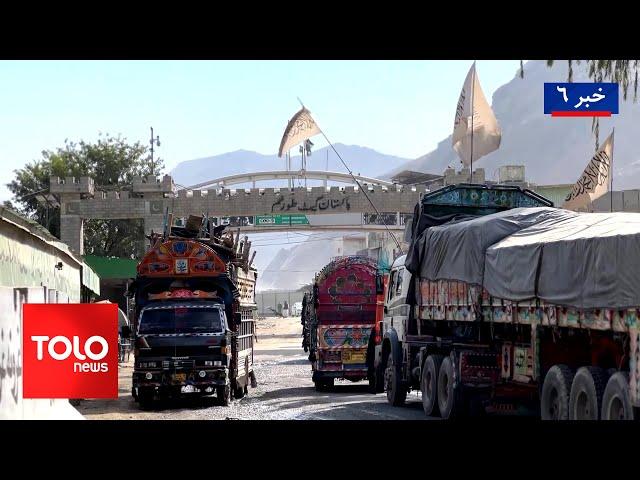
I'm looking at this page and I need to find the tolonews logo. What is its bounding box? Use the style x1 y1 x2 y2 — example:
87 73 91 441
23 304 118 399
31 335 110 372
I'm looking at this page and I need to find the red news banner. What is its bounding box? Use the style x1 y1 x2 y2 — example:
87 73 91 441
23 304 119 399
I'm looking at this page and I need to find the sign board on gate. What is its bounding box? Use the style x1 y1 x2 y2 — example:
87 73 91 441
255 214 309 226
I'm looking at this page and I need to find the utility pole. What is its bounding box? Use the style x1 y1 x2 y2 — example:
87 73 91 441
149 127 161 176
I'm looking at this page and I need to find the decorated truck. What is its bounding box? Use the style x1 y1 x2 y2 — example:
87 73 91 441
302 256 385 391
127 215 258 409
373 183 640 420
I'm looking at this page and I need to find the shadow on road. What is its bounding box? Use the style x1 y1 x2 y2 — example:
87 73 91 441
254 349 305 356
257 384 371 401
252 384 427 419
276 358 310 366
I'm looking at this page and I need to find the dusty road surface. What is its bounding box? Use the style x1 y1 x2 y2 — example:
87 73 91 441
77 316 430 420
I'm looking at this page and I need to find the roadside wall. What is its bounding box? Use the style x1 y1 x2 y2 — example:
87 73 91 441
0 210 85 419
256 290 306 317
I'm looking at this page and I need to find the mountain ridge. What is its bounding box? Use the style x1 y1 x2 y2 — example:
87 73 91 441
169 143 412 188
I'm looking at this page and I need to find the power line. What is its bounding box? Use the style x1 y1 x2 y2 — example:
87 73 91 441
261 269 325 272
314 120 403 252
252 234 363 246
251 233 364 247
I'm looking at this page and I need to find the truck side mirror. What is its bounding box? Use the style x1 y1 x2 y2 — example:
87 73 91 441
384 306 388 314
234 312 242 326
376 274 384 294
121 325 132 338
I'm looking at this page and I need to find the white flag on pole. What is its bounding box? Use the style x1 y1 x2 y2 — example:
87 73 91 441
278 107 321 158
452 62 502 166
563 131 615 212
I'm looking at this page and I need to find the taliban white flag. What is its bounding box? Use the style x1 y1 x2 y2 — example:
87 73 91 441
452 62 502 167
563 131 614 212
278 107 321 157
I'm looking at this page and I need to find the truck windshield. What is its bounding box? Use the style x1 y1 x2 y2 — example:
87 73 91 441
138 306 224 334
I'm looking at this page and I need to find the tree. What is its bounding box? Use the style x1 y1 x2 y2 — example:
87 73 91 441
7 133 164 258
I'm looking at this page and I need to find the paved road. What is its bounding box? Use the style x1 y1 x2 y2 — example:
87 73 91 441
77 333 431 420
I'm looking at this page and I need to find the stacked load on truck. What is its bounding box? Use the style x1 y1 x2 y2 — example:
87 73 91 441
128 214 258 409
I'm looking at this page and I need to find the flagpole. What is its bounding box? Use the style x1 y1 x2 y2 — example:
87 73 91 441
470 62 475 183
610 128 615 212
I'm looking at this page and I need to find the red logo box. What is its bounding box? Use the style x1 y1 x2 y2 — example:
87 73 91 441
23 304 118 399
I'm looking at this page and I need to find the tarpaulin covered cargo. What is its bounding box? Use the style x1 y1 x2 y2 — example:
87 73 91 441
415 207 567 286
485 211 640 309
412 206 640 310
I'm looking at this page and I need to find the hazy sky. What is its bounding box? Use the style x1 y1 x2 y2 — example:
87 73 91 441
0 60 523 202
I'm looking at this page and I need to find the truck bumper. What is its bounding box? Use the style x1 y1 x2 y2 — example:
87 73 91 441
132 368 229 390
313 366 368 381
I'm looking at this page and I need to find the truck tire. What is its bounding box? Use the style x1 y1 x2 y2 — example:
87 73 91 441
601 371 635 420
437 356 458 419
368 363 385 394
421 354 443 417
314 378 334 392
540 364 574 420
569 366 607 420
234 385 245 399
385 354 407 406
217 385 231 406
138 387 155 411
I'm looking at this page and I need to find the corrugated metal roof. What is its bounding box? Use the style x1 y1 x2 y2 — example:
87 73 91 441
0 206 102 295
0 206 80 264
83 255 138 279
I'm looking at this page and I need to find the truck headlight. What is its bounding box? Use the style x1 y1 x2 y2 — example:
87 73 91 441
214 360 222 367
204 360 213 366
145 372 153 380
198 371 206 378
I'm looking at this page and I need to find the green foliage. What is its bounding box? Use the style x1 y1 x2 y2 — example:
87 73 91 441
7 133 163 257
547 60 640 100
84 218 146 259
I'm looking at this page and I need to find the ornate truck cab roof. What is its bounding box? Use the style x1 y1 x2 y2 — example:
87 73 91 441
137 239 228 278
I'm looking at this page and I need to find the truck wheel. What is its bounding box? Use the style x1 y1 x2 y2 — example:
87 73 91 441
234 386 245 399
217 385 231 406
385 355 407 406
601 372 634 420
540 364 574 420
314 378 333 392
569 366 607 420
138 387 155 411
437 356 458 419
422 354 443 417
375 363 385 393
367 363 385 394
